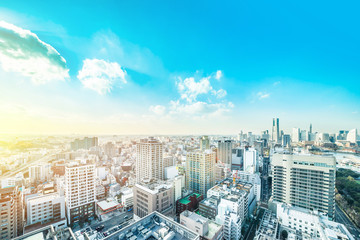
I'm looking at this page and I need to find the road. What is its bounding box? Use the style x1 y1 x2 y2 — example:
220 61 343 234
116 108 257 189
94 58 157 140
335 204 360 239
0 150 61 180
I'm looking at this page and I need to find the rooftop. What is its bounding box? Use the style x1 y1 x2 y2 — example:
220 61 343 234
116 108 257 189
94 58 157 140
178 193 202 205
104 211 199 240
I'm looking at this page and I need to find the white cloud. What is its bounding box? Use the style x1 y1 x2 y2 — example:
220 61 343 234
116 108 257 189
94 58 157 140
177 76 212 103
257 92 270 100
212 89 227 98
273 81 281 86
0 21 69 84
77 59 126 95
215 70 223 80
150 71 233 119
149 105 166 115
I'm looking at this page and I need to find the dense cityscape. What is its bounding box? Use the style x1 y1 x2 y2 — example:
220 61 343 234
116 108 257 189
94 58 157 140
0 119 359 239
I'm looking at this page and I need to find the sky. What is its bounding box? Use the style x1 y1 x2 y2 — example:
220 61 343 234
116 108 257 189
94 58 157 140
0 0 359 135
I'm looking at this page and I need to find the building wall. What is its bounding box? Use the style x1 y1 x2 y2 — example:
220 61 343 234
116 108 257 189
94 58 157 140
271 154 336 219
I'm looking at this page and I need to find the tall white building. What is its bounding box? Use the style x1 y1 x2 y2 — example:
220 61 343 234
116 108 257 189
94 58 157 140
292 128 300 143
200 136 210 151
26 193 66 229
271 154 336 219
243 147 258 174
64 162 95 225
347 129 358 143
217 140 232 165
136 137 164 183
186 150 216 195
272 118 280 143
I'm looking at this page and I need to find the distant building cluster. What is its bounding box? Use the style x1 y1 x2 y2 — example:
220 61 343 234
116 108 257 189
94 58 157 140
0 120 359 240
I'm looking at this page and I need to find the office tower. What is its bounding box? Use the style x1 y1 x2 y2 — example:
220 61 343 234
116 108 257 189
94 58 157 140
309 123 312 133
26 193 66 229
243 147 258 174
70 137 98 151
282 134 291 147
0 186 23 239
186 150 216 195
136 137 164 183
308 132 316 141
133 180 174 218
292 128 300 143
347 129 358 143
65 162 95 226
271 154 336 219
200 135 210 151
272 118 280 143
231 148 243 171
300 130 307 142
217 140 232 165
316 133 330 143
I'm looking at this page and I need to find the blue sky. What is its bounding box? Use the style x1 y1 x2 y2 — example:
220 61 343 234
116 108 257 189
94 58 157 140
0 0 359 134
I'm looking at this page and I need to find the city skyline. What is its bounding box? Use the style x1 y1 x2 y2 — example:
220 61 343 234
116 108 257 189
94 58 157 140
0 1 359 135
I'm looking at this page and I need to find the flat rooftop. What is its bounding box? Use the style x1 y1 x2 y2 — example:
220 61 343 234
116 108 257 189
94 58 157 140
178 193 202 205
104 211 199 240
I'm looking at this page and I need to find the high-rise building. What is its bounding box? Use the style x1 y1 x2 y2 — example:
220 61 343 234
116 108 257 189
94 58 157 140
243 147 258 174
200 136 210 151
347 129 358 143
64 162 95 226
217 140 232 165
133 180 174 218
0 186 23 239
309 123 312 133
136 137 164 183
271 154 336 219
300 130 307 142
282 134 291 147
292 128 300 143
186 150 216 195
271 118 280 143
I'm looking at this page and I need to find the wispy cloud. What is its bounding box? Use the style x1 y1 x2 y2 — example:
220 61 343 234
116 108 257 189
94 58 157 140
215 70 223 80
77 59 126 95
257 92 270 100
273 81 281 86
0 21 69 84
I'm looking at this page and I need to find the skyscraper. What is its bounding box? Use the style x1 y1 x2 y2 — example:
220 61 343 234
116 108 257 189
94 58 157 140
186 150 216 195
271 154 336 219
271 118 280 143
347 129 358 143
292 127 300 143
200 135 210 151
65 162 95 226
136 137 164 183
217 140 232 165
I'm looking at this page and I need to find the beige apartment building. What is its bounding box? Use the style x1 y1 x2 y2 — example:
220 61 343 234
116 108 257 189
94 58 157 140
133 180 174 218
271 153 336 219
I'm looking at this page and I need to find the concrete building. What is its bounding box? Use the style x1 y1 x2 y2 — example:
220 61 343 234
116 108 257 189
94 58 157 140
120 188 133 208
136 137 164 183
282 134 291 147
200 136 210 151
103 211 199 240
64 162 95 226
233 170 261 202
25 193 66 230
254 210 278 240
300 130 307 142
217 140 232 165
271 154 336 219
133 180 174 218
274 202 354 240
70 137 98 151
347 129 358 144
176 193 203 215
0 186 23 239
272 118 281 143
292 128 300 143
180 210 223 240
243 147 258 174
214 164 226 183
199 196 220 220
186 150 216 195
29 164 51 184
